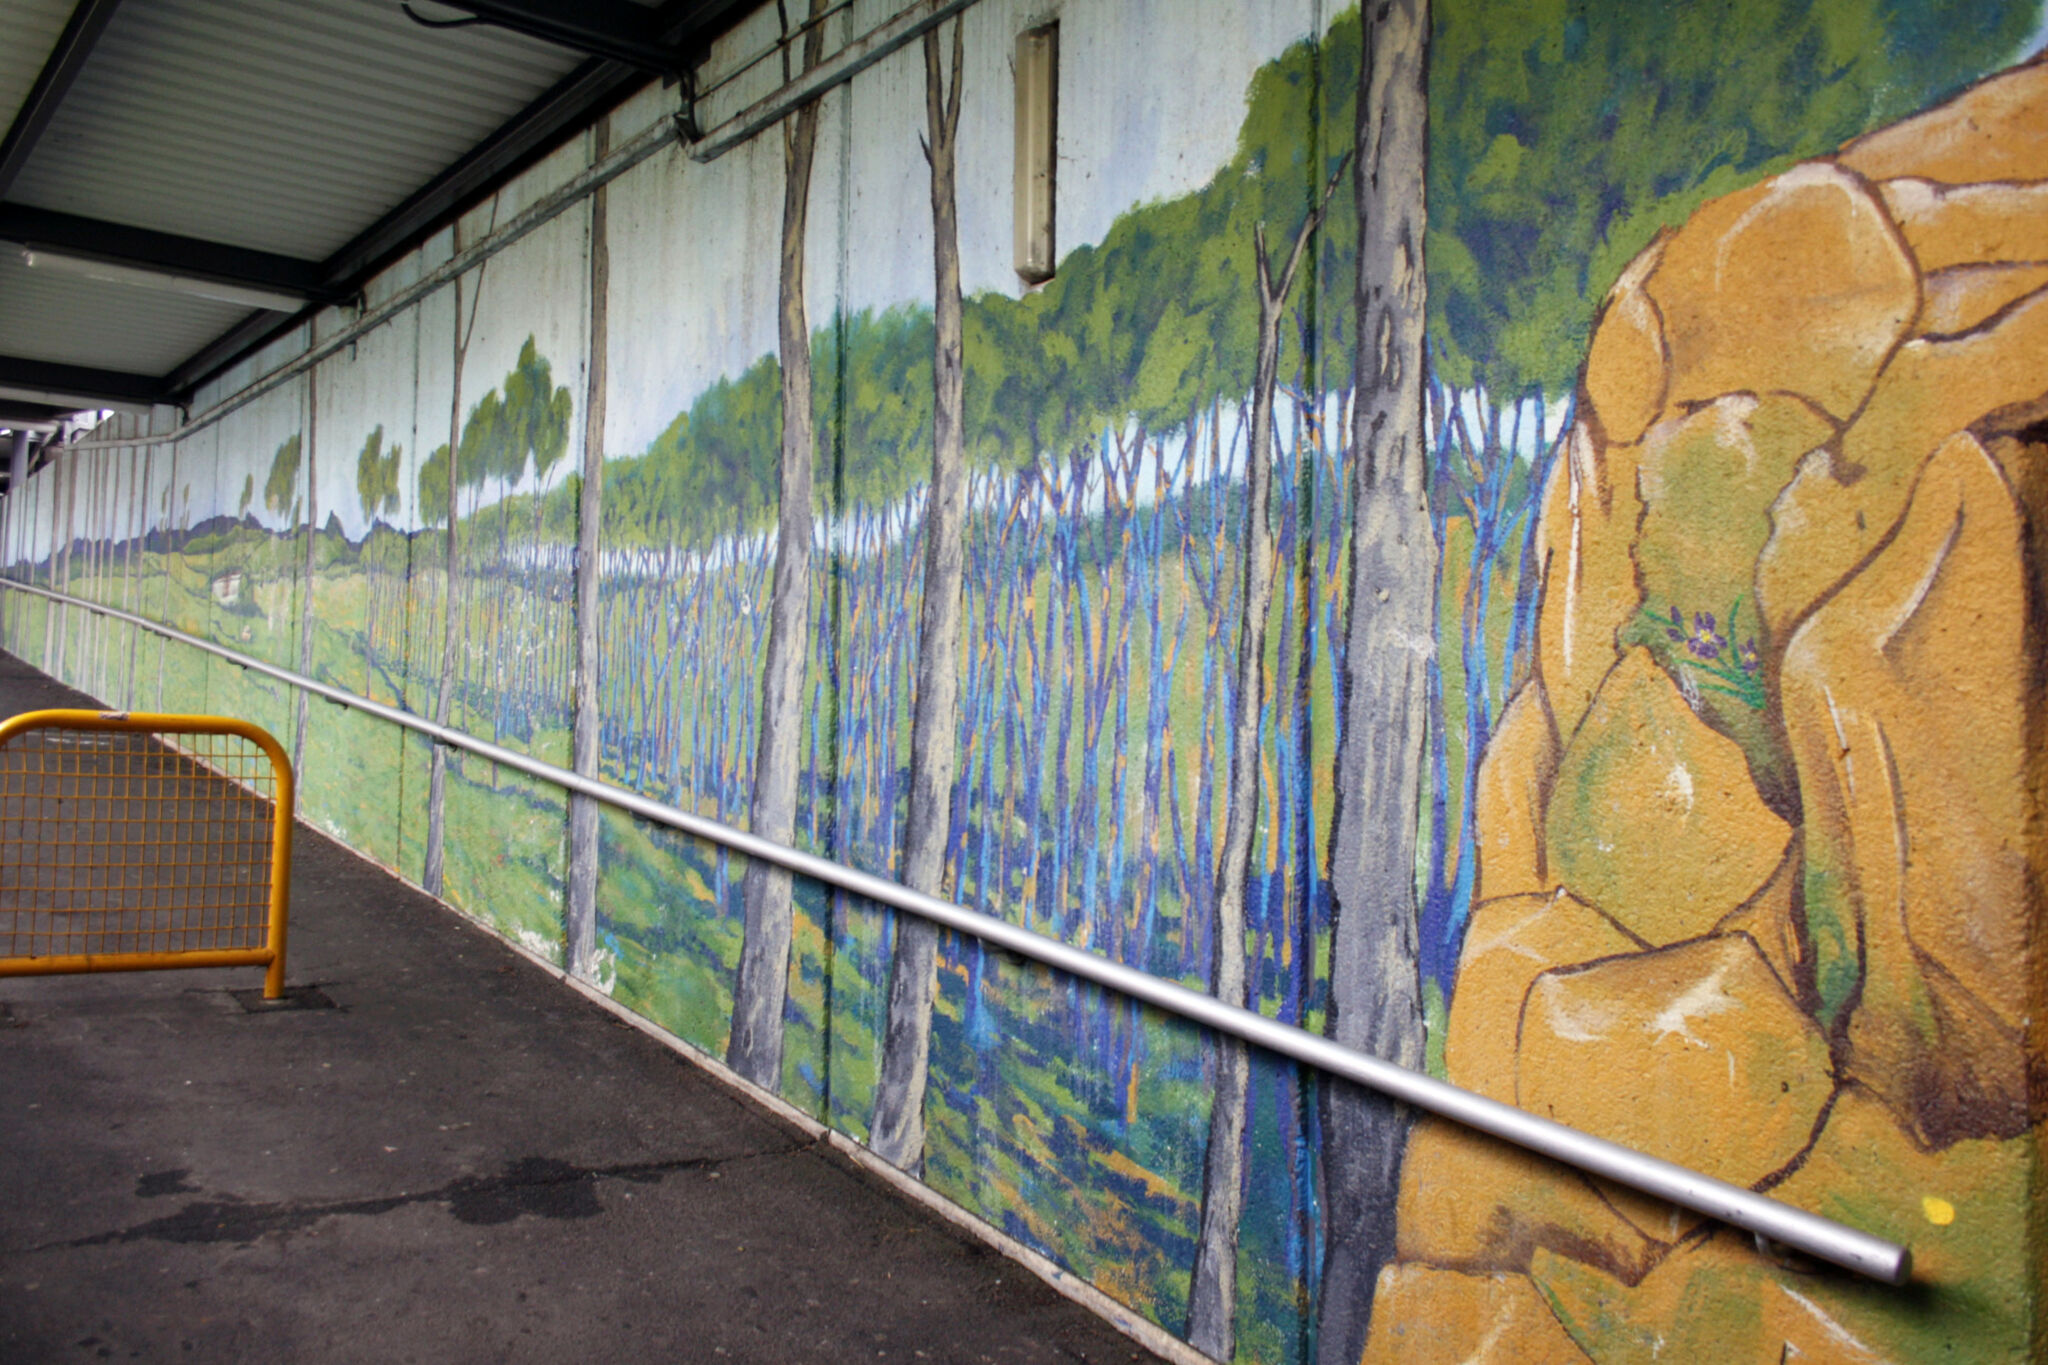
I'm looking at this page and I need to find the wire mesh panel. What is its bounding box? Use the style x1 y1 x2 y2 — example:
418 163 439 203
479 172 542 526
0 710 294 997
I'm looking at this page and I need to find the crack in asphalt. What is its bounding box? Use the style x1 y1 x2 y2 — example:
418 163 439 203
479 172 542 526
30 1144 808 1252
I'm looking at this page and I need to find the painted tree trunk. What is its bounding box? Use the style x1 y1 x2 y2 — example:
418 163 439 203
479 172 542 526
45 450 66 676
871 18 967 1175
1185 160 1340 1362
567 115 612 983
80 451 98 691
156 441 177 709
123 447 143 706
94 450 109 693
2 430 27 642
56 449 76 679
38 451 52 667
424 264 473 898
1316 4 1432 1363
292 380 319 775
3 436 21 637
728 0 827 1091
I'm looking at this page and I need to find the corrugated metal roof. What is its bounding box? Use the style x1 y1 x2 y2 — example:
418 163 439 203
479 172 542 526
8 0 587 259
0 0 758 413
0 0 76 132
0 249 246 373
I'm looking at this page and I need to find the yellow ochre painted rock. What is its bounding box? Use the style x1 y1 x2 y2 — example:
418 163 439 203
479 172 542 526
1878 178 2048 274
1707 838 1806 1004
1839 57 2048 185
1532 424 1645 745
1645 162 1918 422
1631 392 1835 648
1358 1264 1592 1365
1516 935 1832 1190
1913 263 2048 338
1582 235 1670 447
1530 1236 1895 1365
1768 1085 2040 1357
1393 1117 1666 1285
1757 285 2048 636
1443 889 1642 1102
1780 431 2037 1146
1471 681 1563 906
1546 648 1790 944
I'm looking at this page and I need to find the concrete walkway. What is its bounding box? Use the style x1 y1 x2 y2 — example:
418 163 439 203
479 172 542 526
0 651 1168 1364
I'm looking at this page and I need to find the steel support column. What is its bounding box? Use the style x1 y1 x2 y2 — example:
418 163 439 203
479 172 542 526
1 427 30 634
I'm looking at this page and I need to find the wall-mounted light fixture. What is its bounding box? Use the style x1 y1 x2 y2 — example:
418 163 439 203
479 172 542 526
19 247 310 314
1014 23 1057 285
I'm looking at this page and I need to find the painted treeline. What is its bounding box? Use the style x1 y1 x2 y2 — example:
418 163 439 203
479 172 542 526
2 2 2037 1362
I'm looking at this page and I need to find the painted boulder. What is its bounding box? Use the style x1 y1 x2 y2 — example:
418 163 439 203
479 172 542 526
1372 54 2048 1365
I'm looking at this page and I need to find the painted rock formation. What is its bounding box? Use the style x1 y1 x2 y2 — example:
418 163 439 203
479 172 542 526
1366 56 2047 1364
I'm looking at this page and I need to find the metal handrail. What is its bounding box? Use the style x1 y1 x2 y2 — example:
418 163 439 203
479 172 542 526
0 576 1911 1285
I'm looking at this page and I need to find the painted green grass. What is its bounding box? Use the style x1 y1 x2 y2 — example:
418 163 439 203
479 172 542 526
13 544 1386 1365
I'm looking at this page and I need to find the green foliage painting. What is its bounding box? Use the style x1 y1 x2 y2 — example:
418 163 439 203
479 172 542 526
4 4 2041 1364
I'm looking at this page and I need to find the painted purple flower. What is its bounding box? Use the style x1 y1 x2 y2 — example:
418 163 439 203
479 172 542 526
1666 607 1725 662
1737 638 1761 674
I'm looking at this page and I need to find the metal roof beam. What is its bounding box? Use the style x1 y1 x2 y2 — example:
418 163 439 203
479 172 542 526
0 400 68 425
0 0 126 199
0 401 66 443
162 56 643 401
651 0 767 52
422 0 691 74
0 205 328 299
0 356 163 409
164 0 762 402
314 1 761 296
314 57 638 291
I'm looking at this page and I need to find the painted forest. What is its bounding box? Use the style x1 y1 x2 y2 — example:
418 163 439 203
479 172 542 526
1 2 2036 1362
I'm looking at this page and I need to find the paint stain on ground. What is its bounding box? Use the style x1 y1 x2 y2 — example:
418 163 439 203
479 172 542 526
134 1170 199 1199
446 1157 602 1225
62 1149 771 1248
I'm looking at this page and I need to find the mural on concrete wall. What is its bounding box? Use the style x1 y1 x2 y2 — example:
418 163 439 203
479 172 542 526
4 1 2043 1361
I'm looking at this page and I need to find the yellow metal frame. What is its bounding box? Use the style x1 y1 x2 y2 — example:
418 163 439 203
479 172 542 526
0 709 295 998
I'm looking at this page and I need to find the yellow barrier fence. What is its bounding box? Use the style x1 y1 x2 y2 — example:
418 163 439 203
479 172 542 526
0 710 294 998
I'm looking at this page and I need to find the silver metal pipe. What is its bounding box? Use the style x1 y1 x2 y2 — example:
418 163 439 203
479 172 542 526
59 0 995 454
687 0 978 163
0 577 1912 1286
57 111 685 456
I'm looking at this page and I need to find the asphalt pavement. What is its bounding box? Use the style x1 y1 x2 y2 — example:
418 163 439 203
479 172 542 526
0 649 1169 1365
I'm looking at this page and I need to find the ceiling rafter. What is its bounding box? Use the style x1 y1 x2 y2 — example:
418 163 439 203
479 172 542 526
0 204 329 299
0 0 769 414
163 54 644 400
0 354 165 408
0 0 126 199
0 400 71 425
415 0 694 75
165 0 759 401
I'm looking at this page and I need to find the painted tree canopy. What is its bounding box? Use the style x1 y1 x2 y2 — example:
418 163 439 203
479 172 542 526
1428 0 2036 397
262 433 301 520
592 0 2026 538
413 336 573 530
356 426 402 525
503 338 575 493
